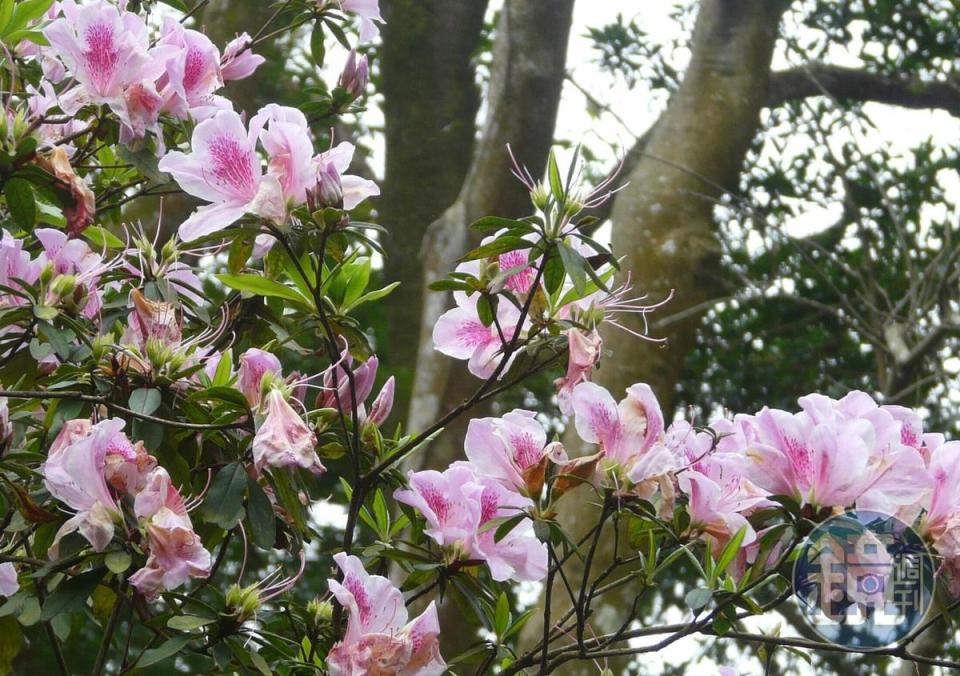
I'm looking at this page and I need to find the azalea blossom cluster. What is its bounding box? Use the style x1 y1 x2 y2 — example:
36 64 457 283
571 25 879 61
158 103 379 242
41 417 211 598
29 0 264 154
565 382 960 586
0 227 113 326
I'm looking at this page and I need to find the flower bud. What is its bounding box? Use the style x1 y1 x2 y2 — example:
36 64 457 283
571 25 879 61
39 261 55 286
366 376 395 427
307 162 344 212
226 583 261 622
306 598 333 626
531 182 550 211
50 274 77 298
338 49 369 99
160 238 178 265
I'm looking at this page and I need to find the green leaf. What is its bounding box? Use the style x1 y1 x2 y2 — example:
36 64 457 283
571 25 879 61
493 592 510 637
476 294 495 327
202 463 247 529
469 216 529 233
4 178 36 230
460 236 532 262
343 281 399 313
428 279 470 292
104 551 131 574
0 0 15 36
166 615 215 632
41 569 106 621
136 635 192 668
212 349 234 387
129 388 161 416
371 490 390 537
310 21 326 67
157 0 189 11
547 150 564 201
557 243 588 295
215 273 312 307
712 525 747 584
0 616 22 675
117 146 163 183
246 476 276 550
342 258 371 307
684 587 712 612
249 649 272 676
227 234 255 274
494 514 526 543
4 0 54 37
83 226 124 249
543 250 564 296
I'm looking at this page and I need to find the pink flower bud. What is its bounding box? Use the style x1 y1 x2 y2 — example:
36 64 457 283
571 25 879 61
366 376 395 426
338 49 369 99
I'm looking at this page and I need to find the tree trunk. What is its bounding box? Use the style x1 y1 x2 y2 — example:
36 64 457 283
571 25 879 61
378 0 489 423
524 1 791 671
400 0 575 661
406 0 576 464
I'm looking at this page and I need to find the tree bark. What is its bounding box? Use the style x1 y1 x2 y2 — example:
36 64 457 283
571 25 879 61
406 0 576 462
525 2 791 672
400 0 575 661
378 0 489 423
768 64 960 116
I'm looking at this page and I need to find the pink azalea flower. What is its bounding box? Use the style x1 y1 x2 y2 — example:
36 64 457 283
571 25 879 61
327 553 445 676
252 387 324 475
104 440 156 495
119 80 164 148
220 33 265 81
157 19 225 119
339 0 384 43
120 289 183 351
0 398 11 453
238 348 282 407
394 464 547 581
0 232 41 310
0 563 18 597
678 470 764 555
130 467 211 599
25 81 86 151
43 418 127 554
432 295 520 379
729 392 930 514
251 104 317 207
44 0 171 137
464 409 565 496
158 109 283 242
739 406 872 509
555 328 602 415
338 49 369 98
570 381 676 480
922 441 960 544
